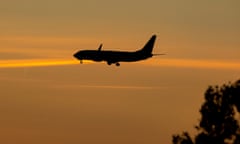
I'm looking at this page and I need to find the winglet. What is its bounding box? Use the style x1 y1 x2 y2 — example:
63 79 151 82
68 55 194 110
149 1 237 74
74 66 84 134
98 44 103 51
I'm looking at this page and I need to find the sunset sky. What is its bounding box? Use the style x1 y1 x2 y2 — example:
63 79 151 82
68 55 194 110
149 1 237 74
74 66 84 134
0 0 240 144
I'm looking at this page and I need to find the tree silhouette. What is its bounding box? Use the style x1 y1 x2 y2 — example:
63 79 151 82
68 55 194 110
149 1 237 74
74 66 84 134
173 79 240 144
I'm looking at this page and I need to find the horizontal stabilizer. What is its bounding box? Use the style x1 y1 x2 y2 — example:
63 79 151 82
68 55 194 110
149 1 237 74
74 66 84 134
153 54 166 56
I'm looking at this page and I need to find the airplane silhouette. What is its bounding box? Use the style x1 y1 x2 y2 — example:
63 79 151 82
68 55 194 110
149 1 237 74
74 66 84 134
73 35 163 66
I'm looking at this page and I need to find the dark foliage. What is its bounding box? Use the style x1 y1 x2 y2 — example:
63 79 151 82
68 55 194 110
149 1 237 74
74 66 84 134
173 80 240 144
173 132 193 144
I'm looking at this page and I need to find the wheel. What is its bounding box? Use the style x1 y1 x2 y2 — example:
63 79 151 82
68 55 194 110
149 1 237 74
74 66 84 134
107 62 112 65
116 63 120 66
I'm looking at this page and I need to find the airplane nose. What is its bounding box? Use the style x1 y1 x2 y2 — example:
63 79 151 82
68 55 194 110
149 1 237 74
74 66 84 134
73 53 78 58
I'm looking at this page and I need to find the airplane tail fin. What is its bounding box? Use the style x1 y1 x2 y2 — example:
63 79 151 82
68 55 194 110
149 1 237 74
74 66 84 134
138 35 156 54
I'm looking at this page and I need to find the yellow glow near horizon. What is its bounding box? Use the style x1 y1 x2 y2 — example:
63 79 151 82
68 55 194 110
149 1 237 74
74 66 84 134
0 59 89 68
0 58 239 70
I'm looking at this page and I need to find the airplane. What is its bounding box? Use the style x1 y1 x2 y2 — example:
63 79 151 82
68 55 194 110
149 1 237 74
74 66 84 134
73 35 163 66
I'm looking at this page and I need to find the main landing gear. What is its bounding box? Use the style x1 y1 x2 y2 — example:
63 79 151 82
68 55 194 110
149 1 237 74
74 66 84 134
107 62 120 66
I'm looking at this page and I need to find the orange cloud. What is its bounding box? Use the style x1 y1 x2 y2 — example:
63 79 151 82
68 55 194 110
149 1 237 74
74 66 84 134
0 58 239 70
54 84 162 90
0 59 80 68
144 58 240 70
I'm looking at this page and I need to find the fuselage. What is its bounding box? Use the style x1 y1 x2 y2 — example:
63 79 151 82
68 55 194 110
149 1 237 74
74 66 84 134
74 50 152 64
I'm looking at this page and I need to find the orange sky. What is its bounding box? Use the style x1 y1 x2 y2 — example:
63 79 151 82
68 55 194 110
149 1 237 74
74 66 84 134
0 0 240 144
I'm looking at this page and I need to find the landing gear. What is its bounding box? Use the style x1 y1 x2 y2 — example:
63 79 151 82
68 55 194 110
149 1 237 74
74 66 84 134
107 61 120 66
80 60 83 64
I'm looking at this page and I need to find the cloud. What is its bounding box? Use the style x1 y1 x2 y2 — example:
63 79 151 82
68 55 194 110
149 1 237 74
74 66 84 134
0 58 239 70
0 59 80 68
54 84 163 90
143 58 240 70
